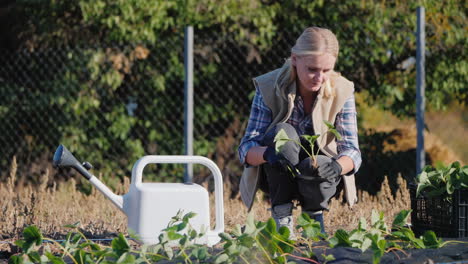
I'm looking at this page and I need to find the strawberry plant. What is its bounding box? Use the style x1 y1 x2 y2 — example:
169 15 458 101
416 161 468 201
327 209 449 264
274 120 342 168
10 209 466 264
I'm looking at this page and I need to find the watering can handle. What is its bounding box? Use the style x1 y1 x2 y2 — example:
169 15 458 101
130 155 224 238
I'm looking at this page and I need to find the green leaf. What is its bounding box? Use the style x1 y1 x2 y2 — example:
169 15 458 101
264 218 277 235
370 210 380 226
27 252 41 263
462 166 468 175
45 252 66 264
224 242 240 256
277 226 291 240
78 242 101 251
358 217 367 231
426 188 447 198
238 234 255 249
330 229 352 247
244 212 257 235
349 230 366 248
297 212 312 225
301 134 320 145
374 240 386 264
73 249 88 264
179 236 188 247
422 231 443 249
111 234 130 257
328 129 342 140
322 254 336 262
219 232 232 241
176 222 187 231
189 229 198 239
447 180 455 195
23 226 43 247
116 253 136 264
369 234 386 264
8 255 24 264
13 240 25 251
166 230 183 241
417 170 429 184
214 253 229 264
297 213 323 240
391 209 411 229
360 237 373 252
274 128 291 153
16 226 43 253
192 247 209 261
232 224 242 237
182 212 197 222
163 244 174 259
323 120 334 129
257 218 294 256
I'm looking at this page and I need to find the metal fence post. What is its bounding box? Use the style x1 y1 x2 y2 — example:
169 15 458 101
416 7 425 175
184 26 194 183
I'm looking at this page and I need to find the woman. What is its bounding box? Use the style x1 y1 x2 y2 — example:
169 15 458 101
238 27 361 237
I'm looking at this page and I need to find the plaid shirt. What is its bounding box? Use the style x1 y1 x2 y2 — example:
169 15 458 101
238 89 362 173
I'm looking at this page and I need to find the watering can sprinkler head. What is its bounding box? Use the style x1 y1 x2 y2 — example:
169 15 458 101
53 144 93 180
53 144 124 211
53 145 77 168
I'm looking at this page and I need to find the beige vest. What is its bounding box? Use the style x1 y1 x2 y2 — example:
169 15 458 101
239 68 358 211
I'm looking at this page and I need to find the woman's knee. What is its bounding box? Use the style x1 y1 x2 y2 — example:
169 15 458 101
266 123 300 165
273 123 299 141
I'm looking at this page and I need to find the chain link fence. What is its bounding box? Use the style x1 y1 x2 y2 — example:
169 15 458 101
0 29 301 193
1 26 464 197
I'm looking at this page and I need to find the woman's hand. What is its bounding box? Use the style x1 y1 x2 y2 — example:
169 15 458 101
245 146 268 166
317 156 354 179
317 159 342 179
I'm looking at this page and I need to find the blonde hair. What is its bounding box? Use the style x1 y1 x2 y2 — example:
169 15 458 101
277 27 339 98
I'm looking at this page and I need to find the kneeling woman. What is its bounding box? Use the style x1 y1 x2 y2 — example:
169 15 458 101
238 26 362 238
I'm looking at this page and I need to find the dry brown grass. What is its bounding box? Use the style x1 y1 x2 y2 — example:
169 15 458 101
0 157 127 239
1 156 410 241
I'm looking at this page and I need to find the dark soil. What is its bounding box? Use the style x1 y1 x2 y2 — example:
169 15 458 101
295 238 468 264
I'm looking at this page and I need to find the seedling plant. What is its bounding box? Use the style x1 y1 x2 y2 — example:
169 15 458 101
10 209 466 264
274 120 342 168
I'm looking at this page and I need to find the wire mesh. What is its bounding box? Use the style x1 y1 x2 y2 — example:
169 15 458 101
0 30 301 190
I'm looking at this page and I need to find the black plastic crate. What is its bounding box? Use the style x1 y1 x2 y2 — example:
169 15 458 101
410 186 468 238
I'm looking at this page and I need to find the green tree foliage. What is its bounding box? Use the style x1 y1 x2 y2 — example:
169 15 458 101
8 0 466 114
273 0 466 116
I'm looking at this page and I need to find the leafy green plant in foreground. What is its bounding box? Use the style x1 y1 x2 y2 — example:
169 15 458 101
9 210 467 264
9 212 209 264
327 209 452 264
416 161 468 201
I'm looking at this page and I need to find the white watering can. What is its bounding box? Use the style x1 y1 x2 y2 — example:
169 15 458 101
52 145 224 246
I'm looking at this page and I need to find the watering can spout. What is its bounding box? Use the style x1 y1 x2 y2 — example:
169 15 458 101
53 145 124 212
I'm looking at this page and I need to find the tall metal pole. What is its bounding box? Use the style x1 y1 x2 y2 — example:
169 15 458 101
184 26 194 183
416 7 425 175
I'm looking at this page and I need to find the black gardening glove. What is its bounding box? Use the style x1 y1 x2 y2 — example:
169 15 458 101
263 145 296 172
317 159 342 180
263 145 281 164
